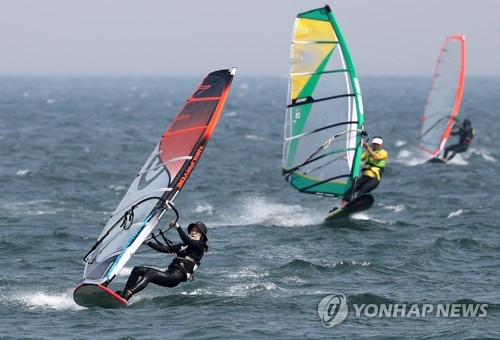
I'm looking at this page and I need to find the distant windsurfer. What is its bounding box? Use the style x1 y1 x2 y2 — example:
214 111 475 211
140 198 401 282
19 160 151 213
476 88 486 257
443 118 474 161
117 221 208 301
331 136 388 212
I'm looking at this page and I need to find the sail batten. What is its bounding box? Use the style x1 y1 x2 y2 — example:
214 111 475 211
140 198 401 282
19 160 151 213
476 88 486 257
294 40 340 44
291 68 350 77
285 123 360 142
418 36 466 156
282 6 364 198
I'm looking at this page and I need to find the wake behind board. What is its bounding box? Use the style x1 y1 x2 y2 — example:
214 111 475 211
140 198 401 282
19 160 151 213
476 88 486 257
325 194 374 221
427 157 447 164
73 283 128 308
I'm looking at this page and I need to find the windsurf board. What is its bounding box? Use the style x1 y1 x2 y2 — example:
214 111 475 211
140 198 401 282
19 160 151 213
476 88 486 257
73 283 128 308
325 194 374 220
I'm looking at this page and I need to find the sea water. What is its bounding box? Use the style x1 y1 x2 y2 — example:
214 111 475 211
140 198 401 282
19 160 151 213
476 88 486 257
0 76 499 339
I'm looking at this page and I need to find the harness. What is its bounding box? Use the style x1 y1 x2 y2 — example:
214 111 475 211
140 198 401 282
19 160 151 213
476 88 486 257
466 128 475 145
362 150 387 181
151 231 201 281
171 255 200 281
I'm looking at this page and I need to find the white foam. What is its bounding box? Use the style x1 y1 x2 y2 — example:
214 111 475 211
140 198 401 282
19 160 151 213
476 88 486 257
245 135 267 141
469 148 496 162
381 204 405 212
397 149 413 158
226 282 280 296
226 267 269 280
4 199 67 216
394 148 428 166
212 194 324 227
445 154 469 166
447 209 464 218
194 203 213 215
350 212 371 220
16 169 32 176
14 290 84 310
333 260 372 267
109 184 126 191
351 210 395 225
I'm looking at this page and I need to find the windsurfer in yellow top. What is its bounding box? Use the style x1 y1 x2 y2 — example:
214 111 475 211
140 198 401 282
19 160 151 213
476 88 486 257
336 136 388 210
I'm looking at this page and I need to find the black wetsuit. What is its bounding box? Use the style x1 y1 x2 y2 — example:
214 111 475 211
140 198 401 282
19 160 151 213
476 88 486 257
343 176 380 202
444 125 474 161
123 226 205 296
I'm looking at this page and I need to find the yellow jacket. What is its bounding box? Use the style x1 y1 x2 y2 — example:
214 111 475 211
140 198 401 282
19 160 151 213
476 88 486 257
361 149 388 181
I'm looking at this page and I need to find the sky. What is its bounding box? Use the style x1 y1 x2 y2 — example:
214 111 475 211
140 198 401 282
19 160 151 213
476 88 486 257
1 0 499 77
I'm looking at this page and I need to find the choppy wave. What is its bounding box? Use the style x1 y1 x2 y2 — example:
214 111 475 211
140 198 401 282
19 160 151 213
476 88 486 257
1 76 499 338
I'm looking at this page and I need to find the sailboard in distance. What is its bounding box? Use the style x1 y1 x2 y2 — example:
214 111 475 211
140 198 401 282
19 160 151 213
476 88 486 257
417 36 466 162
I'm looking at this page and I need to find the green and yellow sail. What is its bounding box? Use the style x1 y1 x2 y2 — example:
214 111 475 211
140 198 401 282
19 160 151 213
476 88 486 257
282 5 365 197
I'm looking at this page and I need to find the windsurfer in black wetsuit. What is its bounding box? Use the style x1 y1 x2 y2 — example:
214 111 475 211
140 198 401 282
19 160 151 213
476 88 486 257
443 118 475 161
117 221 208 301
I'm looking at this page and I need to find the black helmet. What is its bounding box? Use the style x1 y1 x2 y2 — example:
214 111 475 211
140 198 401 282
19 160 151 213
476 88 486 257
463 119 471 126
188 221 208 240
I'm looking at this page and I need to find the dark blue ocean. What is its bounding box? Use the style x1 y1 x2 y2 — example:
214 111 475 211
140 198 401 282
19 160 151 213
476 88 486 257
1 76 499 339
